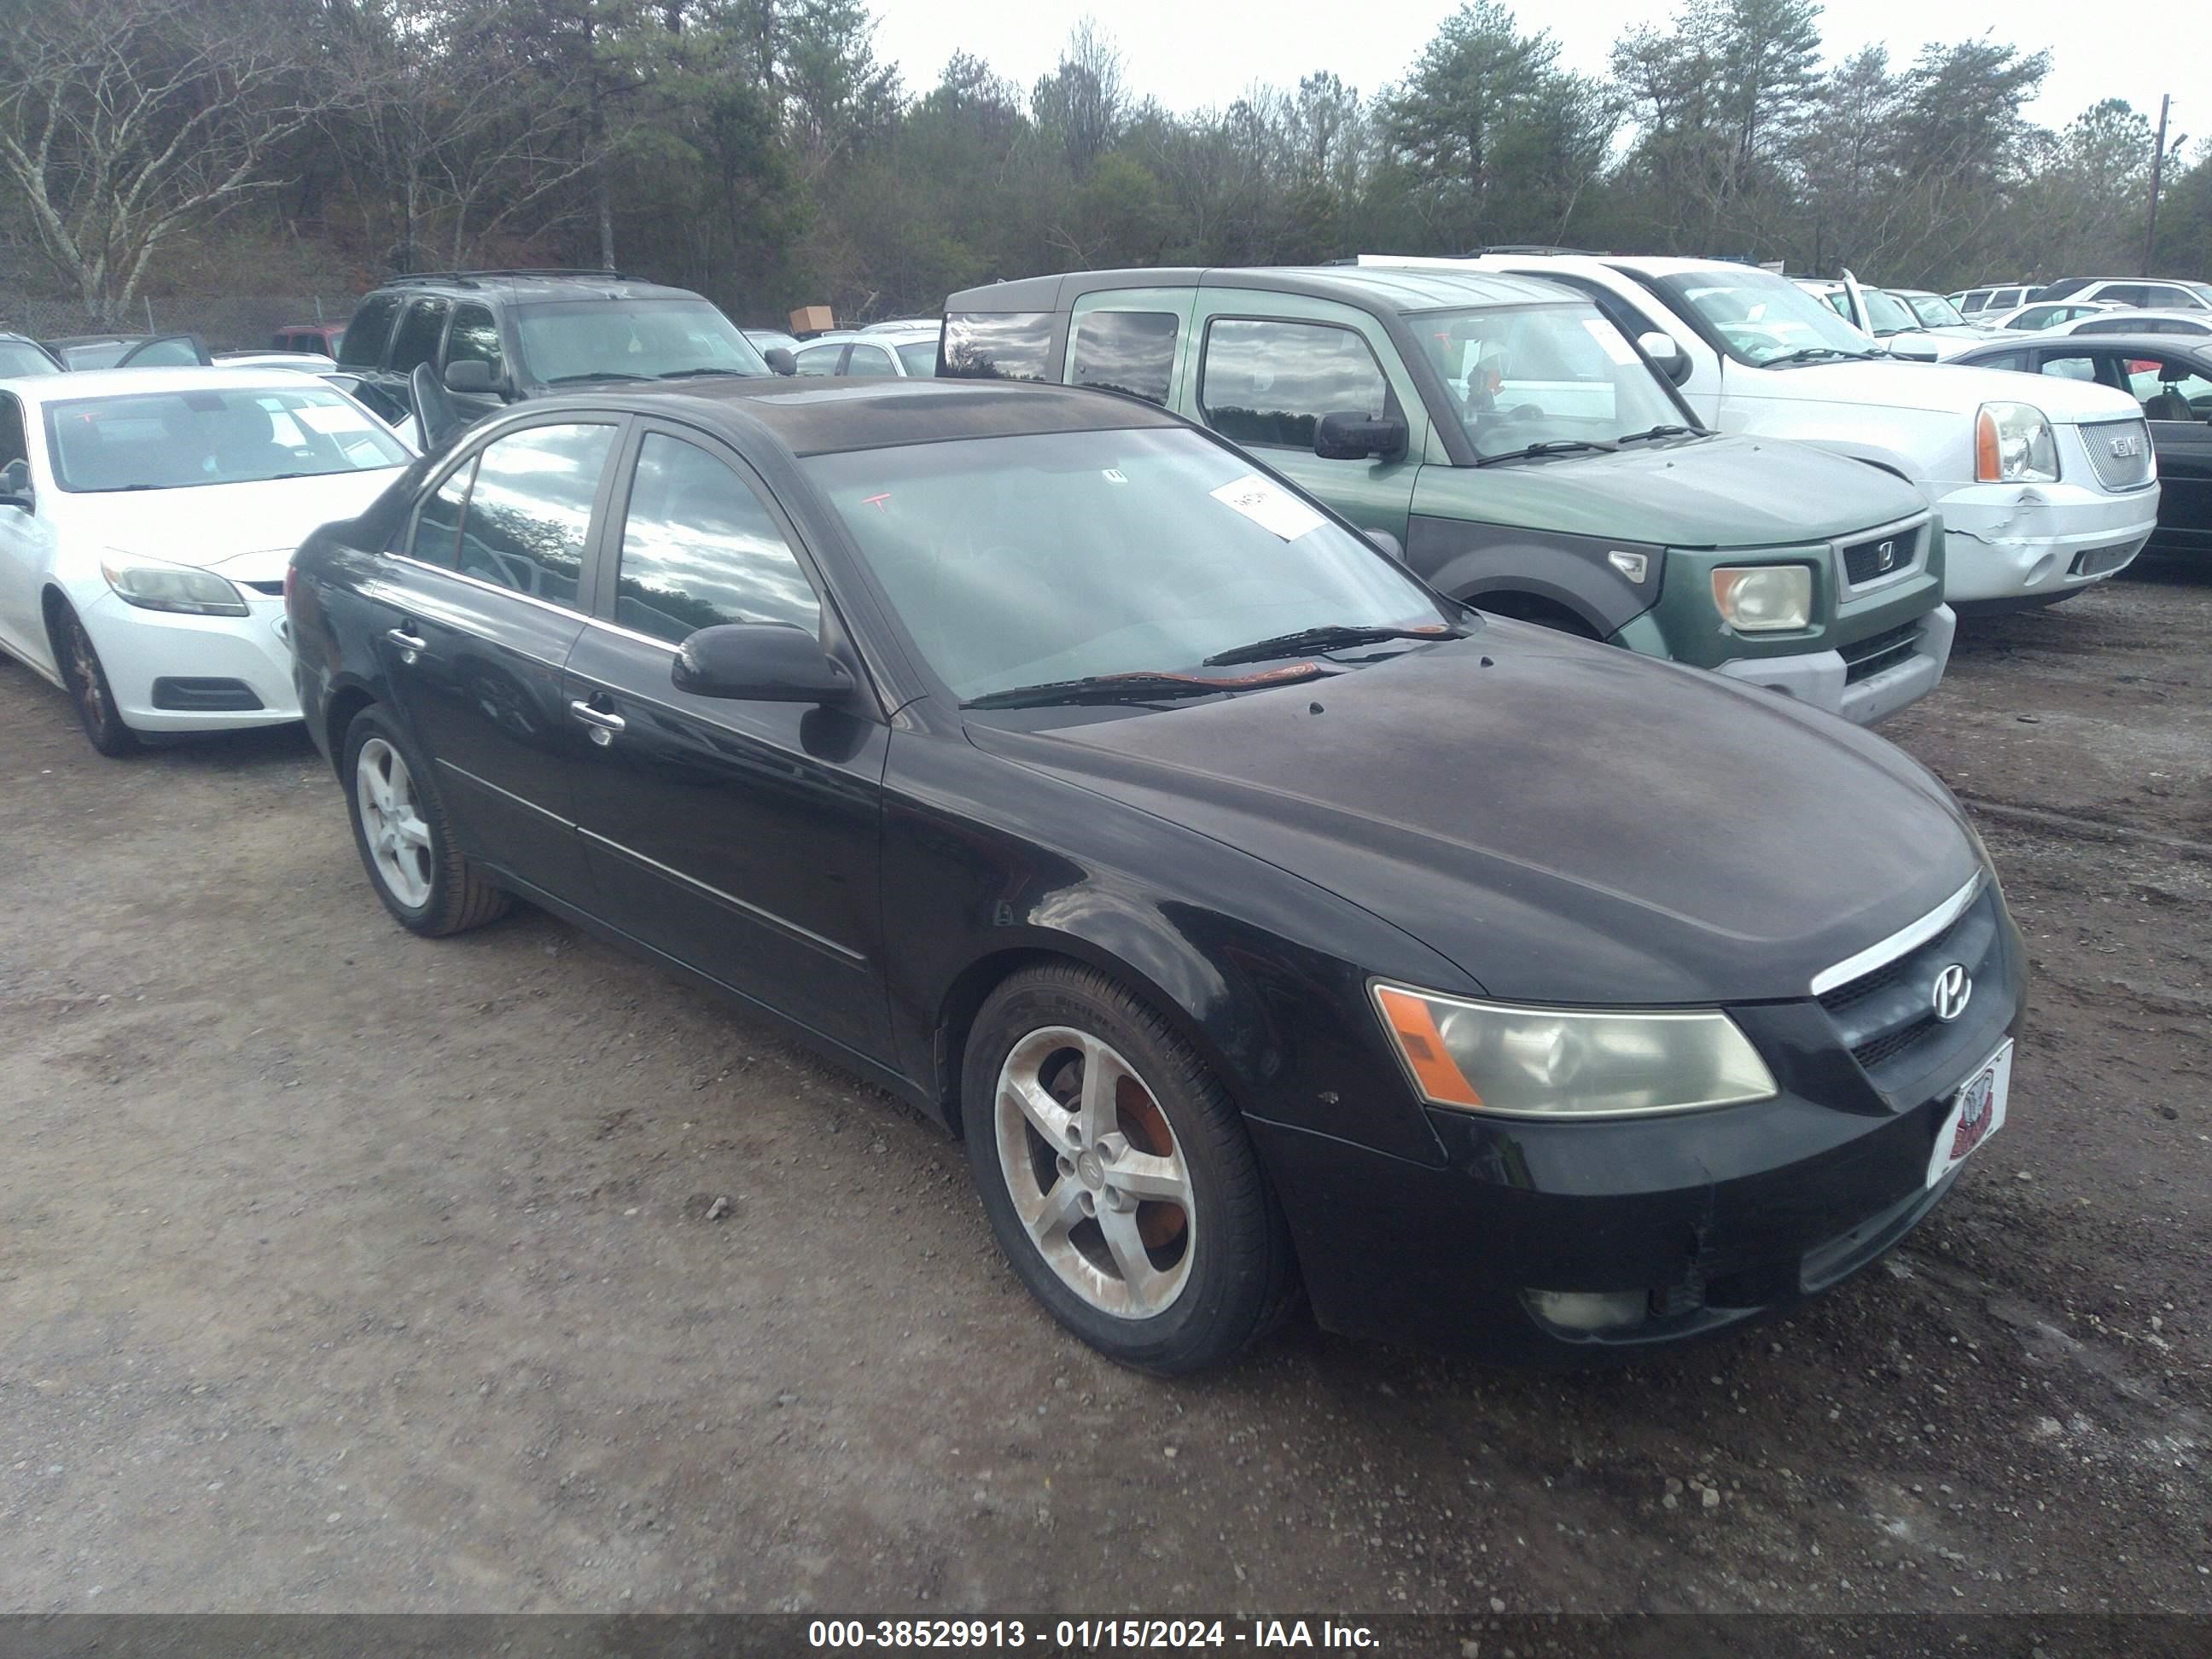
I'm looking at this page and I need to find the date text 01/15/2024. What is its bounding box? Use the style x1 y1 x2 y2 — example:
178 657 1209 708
806 1620 1382 1649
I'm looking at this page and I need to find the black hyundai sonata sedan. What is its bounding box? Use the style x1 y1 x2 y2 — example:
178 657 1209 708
287 376 2024 1374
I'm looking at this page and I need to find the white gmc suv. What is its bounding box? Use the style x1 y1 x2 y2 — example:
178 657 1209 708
1362 254 2160 607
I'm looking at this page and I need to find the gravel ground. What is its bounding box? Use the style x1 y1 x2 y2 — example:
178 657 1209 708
0 568 2205 1619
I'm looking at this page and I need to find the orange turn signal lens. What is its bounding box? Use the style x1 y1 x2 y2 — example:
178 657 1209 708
1375 987 1484 1108
1975 407 2000 481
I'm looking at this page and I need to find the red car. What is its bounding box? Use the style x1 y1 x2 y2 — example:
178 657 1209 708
271 323 345 355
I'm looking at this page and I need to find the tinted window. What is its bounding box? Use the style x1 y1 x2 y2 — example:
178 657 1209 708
389 297 451 375
0 393 26 470
794 342 844 376
1071 311 1179 404
446 303 504 375
412 457 476 568
2098 286 2150 308
1200 318 1389 450
895 341 938 376
614 434 819 645
340 293 402 368
2126 358 2212 418
1970 349 2030 373
453 422 615 604
941 311 1056 381
2037 353 2116 387
845 342 895 375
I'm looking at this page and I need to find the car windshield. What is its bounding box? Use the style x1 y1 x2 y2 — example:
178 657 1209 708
58 341 131 370
1410 303 1688 459
0 340 59 376
1861 290 1922 335
44 385 410 493
1903 293 1967 328
1650 269 1878 365
805 427 1453 703
515 299 770 384
895 341 939 376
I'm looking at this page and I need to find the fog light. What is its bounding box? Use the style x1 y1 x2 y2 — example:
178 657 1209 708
1527 1289 1649 1332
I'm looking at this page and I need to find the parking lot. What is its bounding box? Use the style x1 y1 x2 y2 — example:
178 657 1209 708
0 570 2206 1617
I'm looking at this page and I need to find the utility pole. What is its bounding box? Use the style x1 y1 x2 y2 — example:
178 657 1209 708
2143 94 2171 277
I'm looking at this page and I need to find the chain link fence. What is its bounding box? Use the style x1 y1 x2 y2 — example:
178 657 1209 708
0 293 358 352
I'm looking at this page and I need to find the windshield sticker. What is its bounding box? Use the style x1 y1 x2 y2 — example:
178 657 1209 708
297 404 375 434
1211 475 1325 541
1581 317 1640 366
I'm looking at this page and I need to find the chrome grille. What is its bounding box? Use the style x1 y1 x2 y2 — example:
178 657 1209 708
1818 883 2003 1083
2080 419 2155 492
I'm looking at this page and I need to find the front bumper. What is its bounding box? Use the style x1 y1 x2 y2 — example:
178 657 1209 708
1939 474 2157 602
1253 918 2025 1365
80 591 302 731
1713 602 1954 725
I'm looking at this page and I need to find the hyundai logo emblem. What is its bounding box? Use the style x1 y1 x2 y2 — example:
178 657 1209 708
1875 539 1897 572
1932 963 1972 1022
2110 435 2141 458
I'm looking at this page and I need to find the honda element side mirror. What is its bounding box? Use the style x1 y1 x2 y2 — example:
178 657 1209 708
1315 410 1408 462
672 622 854 703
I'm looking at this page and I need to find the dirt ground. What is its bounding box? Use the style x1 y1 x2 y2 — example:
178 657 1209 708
0 566 2205 1621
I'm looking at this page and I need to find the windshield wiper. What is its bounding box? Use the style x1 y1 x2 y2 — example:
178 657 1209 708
963 664 1330 710
1761 346 1875 366
1202 623 1463 667
656 367 751 380
1615 423 1703 445
1472 439 1616 467
542 371 651 385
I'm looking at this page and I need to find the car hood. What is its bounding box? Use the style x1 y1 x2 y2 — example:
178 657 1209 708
969 626 1983 1005
1757 357 2145 422
65 469 403 579
1417 433 1927 548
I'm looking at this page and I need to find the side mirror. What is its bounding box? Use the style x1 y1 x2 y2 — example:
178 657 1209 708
443 358 502 395
1638 330 1691 384
1889 337 1940 363
764 347 798 377
1314 410 1408 462
672 622 854 703
1364 528 1405 561
0 457 31 511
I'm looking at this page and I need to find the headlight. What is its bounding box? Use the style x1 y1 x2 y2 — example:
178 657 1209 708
1975 402 2058 482
1372 982 1778 1118
100 553 249 617
1710 564 1812 632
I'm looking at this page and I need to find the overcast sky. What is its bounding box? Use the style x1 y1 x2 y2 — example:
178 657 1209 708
870 0 2197 143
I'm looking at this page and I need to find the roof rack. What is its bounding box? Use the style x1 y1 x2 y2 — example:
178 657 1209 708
385 268 640 288
1458 245 1604 257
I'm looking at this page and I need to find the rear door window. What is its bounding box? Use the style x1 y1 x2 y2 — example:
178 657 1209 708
845 342 895 375
453 422 617 605
940 312 1057 381
340 294 402 369
388 297 451 375
1070 311 1179 405
895 341 939 376
1198 317 1389 450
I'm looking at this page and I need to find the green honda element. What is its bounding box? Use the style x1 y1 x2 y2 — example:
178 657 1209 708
940 266 1955 725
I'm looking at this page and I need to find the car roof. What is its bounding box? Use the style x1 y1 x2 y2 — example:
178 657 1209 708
2069 308 2211 325
368 271 705 305
1962 333 2210 359
528 375 1184 457
2 364 328 403
949 264 1574 314
845 328 940 344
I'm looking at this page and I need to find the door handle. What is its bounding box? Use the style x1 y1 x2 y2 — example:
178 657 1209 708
386 626 427 653
568 699 626 739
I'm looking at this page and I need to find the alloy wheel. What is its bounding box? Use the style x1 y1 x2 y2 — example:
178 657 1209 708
993 1025 1196 1318
355 736 434 908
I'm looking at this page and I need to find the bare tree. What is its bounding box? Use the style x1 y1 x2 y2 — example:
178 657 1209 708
0 0 339 322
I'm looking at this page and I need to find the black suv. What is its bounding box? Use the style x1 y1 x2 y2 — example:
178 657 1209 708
335 270 784 429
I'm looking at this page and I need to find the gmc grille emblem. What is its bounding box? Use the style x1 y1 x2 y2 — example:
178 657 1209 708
1875 539 1897 572
2110 435 2141 458
1932 963 1973 1023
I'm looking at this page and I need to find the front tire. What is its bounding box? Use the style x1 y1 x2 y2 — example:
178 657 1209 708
962 963 1298 1375
341 704 511 936
53 602 137 757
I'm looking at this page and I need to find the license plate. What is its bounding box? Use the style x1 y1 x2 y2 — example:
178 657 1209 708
1927 1041 2011 1188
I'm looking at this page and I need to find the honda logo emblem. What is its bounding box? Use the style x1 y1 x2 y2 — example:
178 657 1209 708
1932 963 1972 1022
1875 539 1897 573
2110 434 2141 458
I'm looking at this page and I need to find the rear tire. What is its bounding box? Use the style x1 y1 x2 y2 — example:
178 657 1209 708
53 602 137 757
341 704 511 937
962 963 1299 1376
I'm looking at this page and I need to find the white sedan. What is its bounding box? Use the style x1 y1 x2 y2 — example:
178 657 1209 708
0 365 415 754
